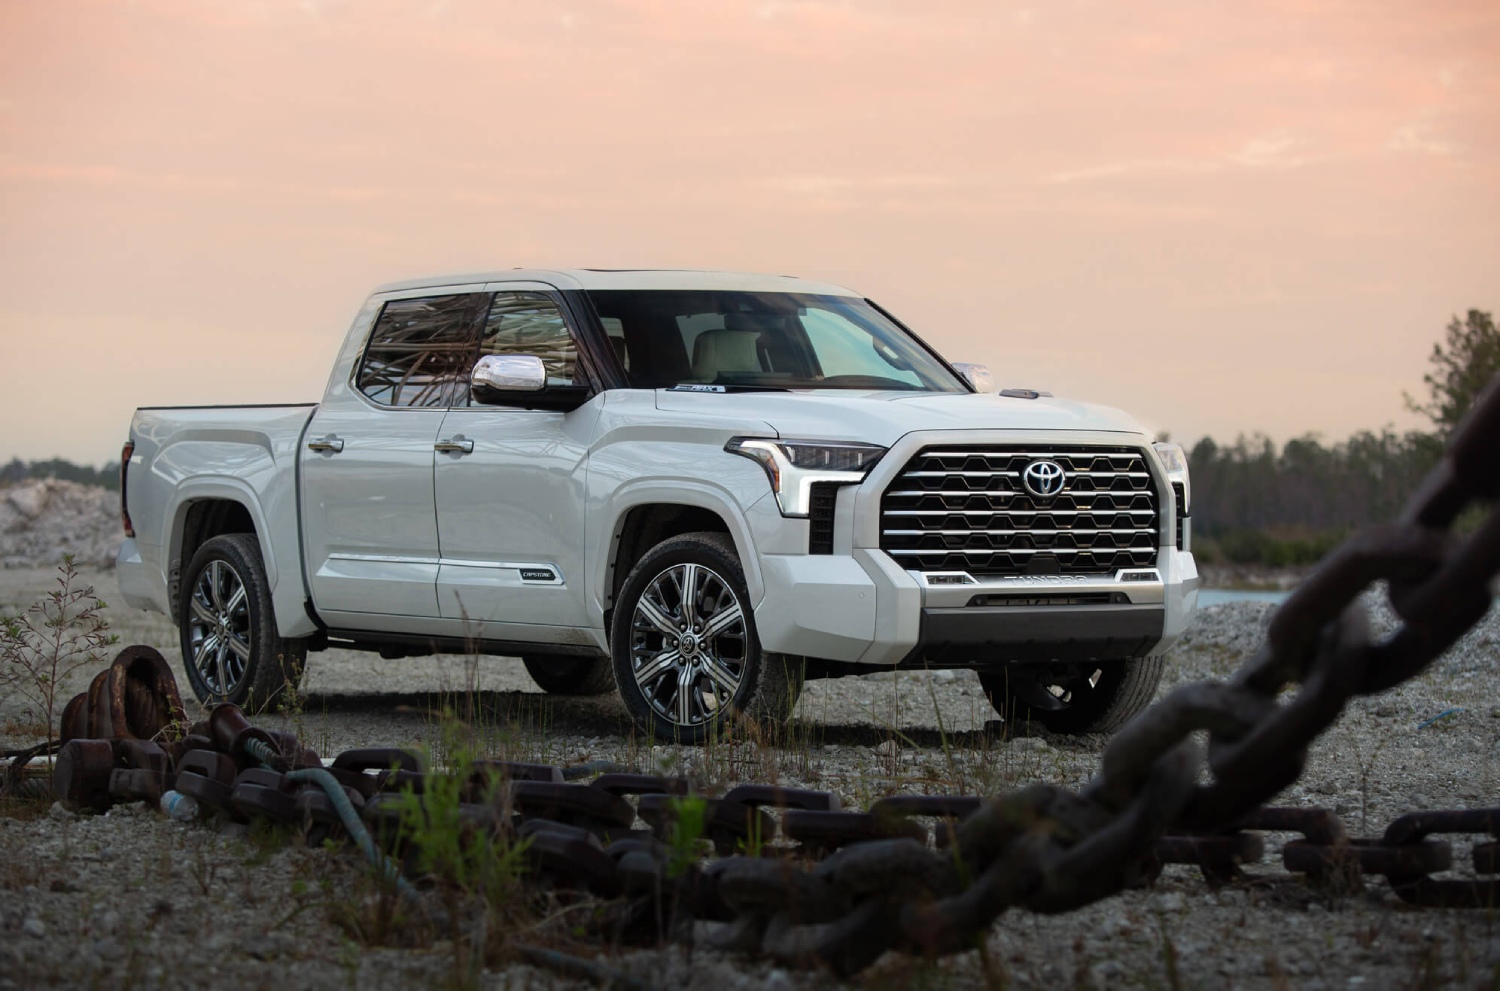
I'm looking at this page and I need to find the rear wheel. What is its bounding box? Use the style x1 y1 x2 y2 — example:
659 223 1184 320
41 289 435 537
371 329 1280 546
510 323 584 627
978 656 1164 736
610 532 803 743
179 533 307 712
522 655 615 696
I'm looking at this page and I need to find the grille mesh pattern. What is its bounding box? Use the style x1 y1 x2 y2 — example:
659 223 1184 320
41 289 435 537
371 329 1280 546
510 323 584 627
880 445 1160 576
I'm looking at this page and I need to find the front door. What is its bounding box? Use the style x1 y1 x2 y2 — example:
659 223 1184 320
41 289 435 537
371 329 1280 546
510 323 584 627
432 285 601 641
302 289 487 625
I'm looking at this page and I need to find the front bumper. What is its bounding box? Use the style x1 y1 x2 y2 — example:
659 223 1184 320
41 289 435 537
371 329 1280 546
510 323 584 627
749 427 1200 667
755 546 1198 666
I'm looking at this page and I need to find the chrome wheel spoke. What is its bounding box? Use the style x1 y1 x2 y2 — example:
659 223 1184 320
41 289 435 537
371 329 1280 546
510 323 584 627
676 663 696 725
700 654 741 697
634 648 681 686
227 635 251 662
207 561 226 611
193 633 220 674
636 594 680 638
701 601 742 641
224 583 247 620
676 564 700 627
189 598 216 627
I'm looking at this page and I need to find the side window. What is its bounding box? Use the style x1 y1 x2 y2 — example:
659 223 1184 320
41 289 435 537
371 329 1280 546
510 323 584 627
476 292 579 389
356 294 480 407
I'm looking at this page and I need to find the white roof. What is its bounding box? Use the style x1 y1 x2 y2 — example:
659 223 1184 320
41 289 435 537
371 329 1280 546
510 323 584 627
373 268 862 297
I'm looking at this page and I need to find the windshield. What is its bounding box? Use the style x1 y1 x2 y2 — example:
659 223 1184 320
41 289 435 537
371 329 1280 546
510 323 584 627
586 290 968 393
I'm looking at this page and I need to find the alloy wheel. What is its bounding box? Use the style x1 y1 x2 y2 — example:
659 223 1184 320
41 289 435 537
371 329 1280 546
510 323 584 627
186 560 253 697
628 562 747 728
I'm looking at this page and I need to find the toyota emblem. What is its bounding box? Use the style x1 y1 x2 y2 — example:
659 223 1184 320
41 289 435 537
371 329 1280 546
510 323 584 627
1022 459 1066 499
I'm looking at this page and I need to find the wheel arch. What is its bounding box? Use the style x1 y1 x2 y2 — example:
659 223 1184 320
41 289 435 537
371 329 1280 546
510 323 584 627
167 486 272 622
594 489 764 631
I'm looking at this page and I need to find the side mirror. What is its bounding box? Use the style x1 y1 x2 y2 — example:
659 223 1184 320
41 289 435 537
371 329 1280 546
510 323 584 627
470 354 590 411
951 362 995 393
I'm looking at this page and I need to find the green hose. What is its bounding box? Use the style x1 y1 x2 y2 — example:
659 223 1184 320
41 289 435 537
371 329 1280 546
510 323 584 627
244 738 418 901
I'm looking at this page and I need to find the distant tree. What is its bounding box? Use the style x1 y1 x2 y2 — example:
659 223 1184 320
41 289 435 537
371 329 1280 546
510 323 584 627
1406 309 1500 437
0 458 120 490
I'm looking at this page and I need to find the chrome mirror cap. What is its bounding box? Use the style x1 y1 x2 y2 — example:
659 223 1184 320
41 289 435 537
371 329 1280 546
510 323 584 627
472 354 546 394
952 362 995 393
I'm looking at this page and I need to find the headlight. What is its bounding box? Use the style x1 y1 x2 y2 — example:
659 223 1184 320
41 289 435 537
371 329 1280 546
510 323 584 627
1152 441 1186 475
725 437 886 517
1152 441 1191 513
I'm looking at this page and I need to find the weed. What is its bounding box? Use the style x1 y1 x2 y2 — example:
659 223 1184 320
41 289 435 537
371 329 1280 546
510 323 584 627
187 835 218 896
1153 907 1184 991
383 716 532 989
663 795 708 876
0 556 118 751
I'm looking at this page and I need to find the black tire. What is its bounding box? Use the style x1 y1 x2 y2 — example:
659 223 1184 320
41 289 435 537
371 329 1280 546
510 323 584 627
978 656 1165 736
522 655 615 696
178 533 307 712
610 531 803 743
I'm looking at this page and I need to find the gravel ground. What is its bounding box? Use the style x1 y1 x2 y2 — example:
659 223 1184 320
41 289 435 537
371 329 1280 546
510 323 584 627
3 566 1499 990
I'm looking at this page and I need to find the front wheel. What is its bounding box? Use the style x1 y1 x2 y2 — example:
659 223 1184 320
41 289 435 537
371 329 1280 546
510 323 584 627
179 533 307 712
978 656 1164 736
610 532 803 743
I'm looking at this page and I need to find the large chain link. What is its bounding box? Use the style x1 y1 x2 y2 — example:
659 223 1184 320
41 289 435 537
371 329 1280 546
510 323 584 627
689 377 1500 975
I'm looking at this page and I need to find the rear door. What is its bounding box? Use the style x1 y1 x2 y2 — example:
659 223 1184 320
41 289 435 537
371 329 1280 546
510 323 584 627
302 288 488 625
432 283 602 639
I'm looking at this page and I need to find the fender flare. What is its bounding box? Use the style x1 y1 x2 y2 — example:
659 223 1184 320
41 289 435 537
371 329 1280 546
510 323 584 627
590 481 767 625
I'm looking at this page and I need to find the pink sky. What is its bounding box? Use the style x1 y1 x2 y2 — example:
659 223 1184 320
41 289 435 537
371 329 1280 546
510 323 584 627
1 0 1495 465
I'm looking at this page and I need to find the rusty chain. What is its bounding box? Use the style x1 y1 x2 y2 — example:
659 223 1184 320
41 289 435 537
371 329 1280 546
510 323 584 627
673 373 1500 973
15 375 1500 977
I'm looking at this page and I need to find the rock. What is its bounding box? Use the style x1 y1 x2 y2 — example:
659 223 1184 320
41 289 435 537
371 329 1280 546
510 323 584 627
0 479 120 568
47 803 76 822
21 917 45 938
873 740 900 757
6 482 50 520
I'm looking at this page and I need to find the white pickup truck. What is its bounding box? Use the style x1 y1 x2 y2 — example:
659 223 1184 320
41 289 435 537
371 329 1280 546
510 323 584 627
117 269 1198 741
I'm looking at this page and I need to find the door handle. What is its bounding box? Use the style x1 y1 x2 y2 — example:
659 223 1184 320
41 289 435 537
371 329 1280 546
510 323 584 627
434 437 474 455
307 435 345 454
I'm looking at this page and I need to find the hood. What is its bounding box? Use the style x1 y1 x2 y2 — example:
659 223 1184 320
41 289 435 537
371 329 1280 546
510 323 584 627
653 389 1147 445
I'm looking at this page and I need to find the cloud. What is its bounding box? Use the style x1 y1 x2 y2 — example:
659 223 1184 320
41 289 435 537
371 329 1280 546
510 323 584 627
1387 122 1458 157
761 174 956 194
1048 158 1221 184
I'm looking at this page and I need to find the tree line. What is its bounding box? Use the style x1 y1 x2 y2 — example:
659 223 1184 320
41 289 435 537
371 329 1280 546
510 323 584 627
1 458 121 491
1186 430 1440 565
1189 308 1496 566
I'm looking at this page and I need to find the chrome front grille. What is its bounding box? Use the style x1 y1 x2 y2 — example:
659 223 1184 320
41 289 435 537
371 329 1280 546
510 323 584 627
879 445 1160 576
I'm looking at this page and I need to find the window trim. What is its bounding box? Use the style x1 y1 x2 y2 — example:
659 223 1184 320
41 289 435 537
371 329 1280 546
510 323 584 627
352 290 491 412
456 282 603 411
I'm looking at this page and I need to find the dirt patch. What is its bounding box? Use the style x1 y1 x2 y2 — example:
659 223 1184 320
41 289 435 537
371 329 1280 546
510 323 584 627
2 569 1498 989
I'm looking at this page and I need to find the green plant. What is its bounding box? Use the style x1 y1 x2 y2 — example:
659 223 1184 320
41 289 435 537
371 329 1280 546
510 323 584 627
388 717 531 989
663 795 708 878
1 556 118 750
